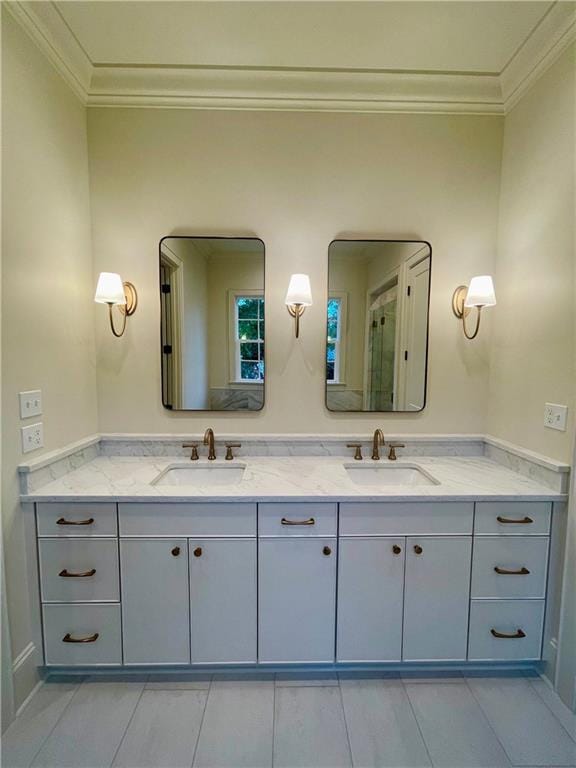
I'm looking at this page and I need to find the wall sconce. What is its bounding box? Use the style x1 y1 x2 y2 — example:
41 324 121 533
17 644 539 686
452 275 496 340
94 272 138 338
285 273 312 338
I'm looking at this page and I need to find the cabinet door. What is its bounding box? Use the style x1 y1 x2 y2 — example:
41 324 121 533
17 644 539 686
189 539 256 663
121 539 190 664
337 537 404 662
403 536 472 661
259 538 336 663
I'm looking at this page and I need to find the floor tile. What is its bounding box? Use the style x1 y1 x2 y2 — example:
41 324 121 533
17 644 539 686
31 682 144 768
401 670 464 683
193 680 273 767
1 682 78 768
274 686 352 768
468 677 576 766
113 690 207 767
529 678 576 741
275 671 338 686
146 673 211 690
340 678 431 767
406 682 511 767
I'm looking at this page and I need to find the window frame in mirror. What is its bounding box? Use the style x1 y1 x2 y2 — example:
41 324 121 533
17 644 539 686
159 234 266 413
325 238 432 413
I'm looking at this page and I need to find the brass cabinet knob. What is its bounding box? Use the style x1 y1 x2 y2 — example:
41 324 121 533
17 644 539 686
193 547 202 557
392 545 402 555
413 545 423 555
323 546 332 556
171 546 181 557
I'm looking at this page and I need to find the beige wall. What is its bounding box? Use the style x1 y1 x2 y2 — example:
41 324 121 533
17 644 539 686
488 46 575 464
1 13 98 708
88 108 502 434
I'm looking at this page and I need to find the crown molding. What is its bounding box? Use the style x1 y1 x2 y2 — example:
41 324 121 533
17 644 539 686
87 66 503 114
501 2 576 112
4 1 91 102
5 1 575 114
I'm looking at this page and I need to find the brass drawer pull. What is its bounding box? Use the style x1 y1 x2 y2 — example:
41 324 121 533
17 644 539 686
193 547 202 557
413 545 423 555
56 517 94 526
496 515 533 525
62 632 99 643
281 517 315 526
392 545 402 555
59 568 96 578
171 547 181 557
323 546 332 556
494 566 530 575
490 628 526 639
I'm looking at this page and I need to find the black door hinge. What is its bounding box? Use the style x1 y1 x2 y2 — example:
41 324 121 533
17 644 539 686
404 350 408 361
161 284 171 294
163 344 173 354
407 285 411 297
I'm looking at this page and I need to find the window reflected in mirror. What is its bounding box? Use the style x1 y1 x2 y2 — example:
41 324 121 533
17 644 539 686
326 240 431 412
159 236 265 411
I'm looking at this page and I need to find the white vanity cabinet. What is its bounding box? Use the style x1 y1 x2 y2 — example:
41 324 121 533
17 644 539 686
337 537 405 662
403 536 472 660
258 504 337 663
121 538 190 664
189 538 257 664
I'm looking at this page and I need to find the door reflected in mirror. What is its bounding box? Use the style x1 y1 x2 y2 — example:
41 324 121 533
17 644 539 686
326 240 431 412
159 236 265 411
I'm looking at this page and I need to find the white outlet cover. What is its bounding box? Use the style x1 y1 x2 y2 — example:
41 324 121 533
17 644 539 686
544 403 568 432
21 422 44 454
19 390 42 419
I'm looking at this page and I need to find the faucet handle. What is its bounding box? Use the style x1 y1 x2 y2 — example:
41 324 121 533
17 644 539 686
346 443 363 461
182 443 199 461
225 443 242 461
387 443 405 461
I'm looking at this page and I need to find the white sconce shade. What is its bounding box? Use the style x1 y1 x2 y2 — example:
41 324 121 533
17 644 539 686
465 275 496 308
285 274 313 307
94 272 127 305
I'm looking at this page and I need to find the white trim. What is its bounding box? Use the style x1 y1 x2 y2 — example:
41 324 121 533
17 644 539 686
7 2 574 115
4 1 91 103
12 642 40 715
500 3 576 112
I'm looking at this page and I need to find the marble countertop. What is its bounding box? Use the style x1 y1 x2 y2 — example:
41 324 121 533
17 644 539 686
21 454 564 503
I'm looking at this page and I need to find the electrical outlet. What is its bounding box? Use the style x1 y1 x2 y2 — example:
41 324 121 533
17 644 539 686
21 422 43 454
19 390 42 419
544 403 568 432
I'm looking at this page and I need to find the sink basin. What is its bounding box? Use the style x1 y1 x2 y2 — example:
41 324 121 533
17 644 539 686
344 463 439 487
152 463 246 487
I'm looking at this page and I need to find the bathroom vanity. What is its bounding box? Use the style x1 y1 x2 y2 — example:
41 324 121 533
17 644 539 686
21 446 566 673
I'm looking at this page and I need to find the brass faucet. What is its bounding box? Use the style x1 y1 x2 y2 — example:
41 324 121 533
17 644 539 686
371 428 385 460
204 428 216 460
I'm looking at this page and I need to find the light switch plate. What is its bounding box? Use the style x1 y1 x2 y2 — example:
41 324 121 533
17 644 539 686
544 403 568 431
21 422 43 453
19 390 42 419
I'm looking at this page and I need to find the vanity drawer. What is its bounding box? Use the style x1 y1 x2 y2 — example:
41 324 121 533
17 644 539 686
37 503 117 537
258 503 337 536
43 603 122 666
468 600 545 661
474 502 551 535
119 503 256 537
339 502 473 536
39 539 119 603
471 537 549 599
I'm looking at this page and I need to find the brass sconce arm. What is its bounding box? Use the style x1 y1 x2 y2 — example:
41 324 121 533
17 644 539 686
452 281 494 341
286 303 306 338
96 275 138 338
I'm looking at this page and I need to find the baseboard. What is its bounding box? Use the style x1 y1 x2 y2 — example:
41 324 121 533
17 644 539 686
12 642 40 714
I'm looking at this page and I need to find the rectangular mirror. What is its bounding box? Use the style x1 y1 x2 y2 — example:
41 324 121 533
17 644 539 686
326 240 431 412
160 236 265 411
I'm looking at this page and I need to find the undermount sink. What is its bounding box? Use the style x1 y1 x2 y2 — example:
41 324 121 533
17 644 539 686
152 463 246 487
344 463 439 487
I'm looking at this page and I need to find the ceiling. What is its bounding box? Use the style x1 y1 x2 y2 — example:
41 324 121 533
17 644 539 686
55 1 552 74
11 1 576 112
